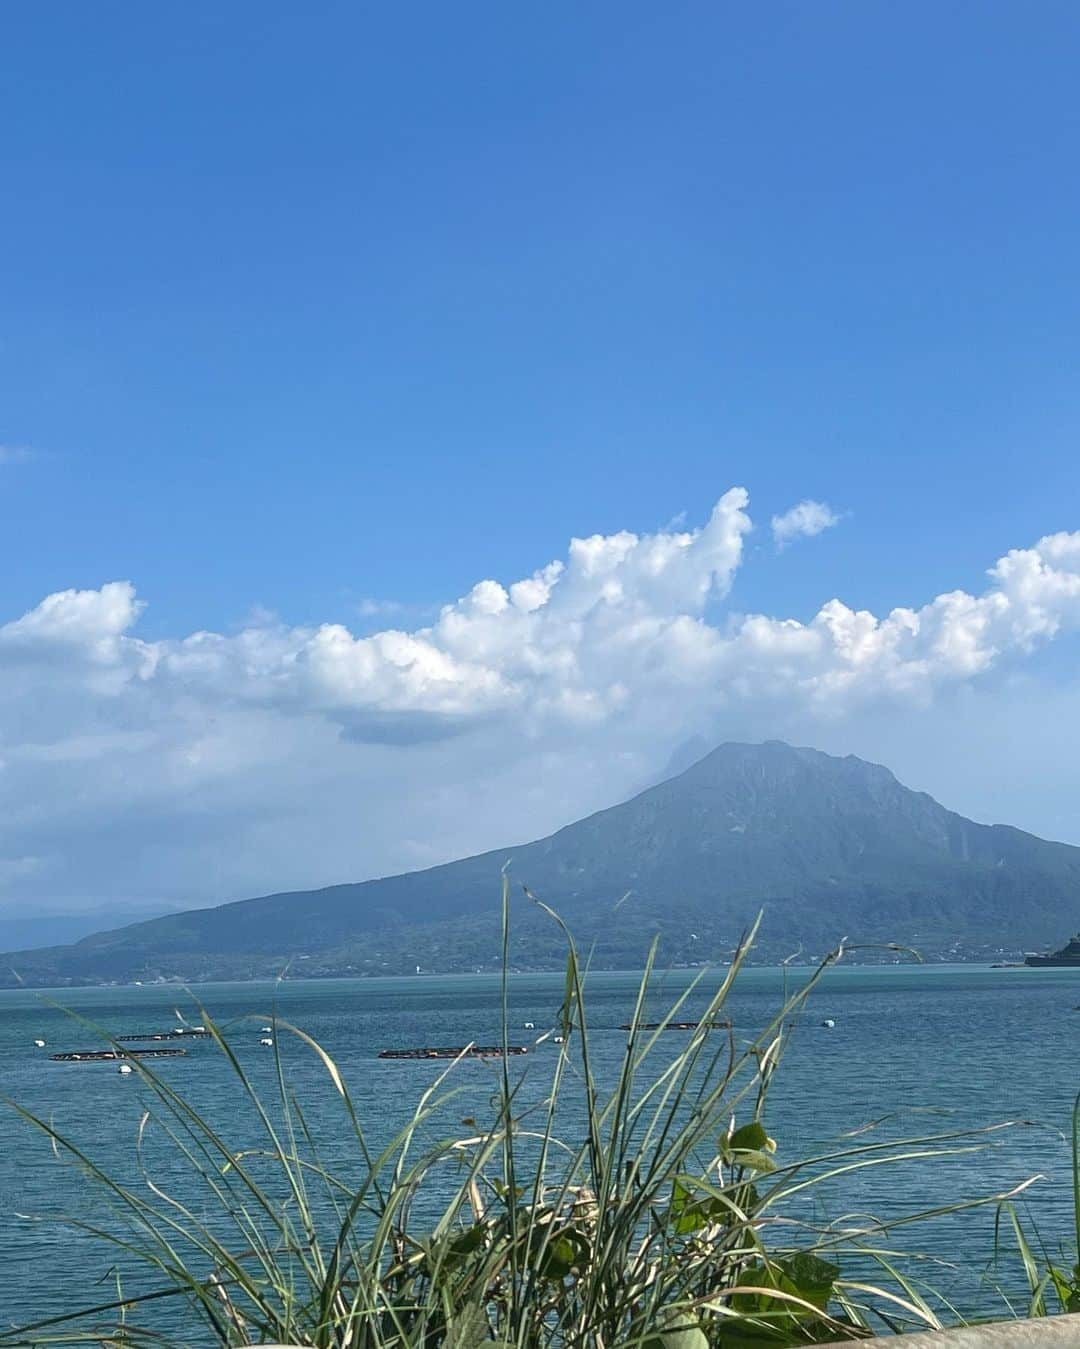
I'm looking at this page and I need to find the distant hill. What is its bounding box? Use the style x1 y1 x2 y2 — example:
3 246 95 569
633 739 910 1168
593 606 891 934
0 908 173 953
4 741 1079 985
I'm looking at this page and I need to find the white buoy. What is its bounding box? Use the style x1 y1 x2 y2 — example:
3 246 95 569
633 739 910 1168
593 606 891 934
33 1039 45 1048
118 1064 134 1075
821 1018 836 1029
260 1037 274 1046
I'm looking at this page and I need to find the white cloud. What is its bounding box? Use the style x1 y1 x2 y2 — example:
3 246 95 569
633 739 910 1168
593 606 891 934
357 597 407 618
1 581 144 649
771 499 843 549
3 485 1080 915
0 445 35 465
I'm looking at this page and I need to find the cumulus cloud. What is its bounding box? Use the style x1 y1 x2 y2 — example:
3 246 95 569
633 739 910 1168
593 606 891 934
3 485 1080 915
771 499 843 549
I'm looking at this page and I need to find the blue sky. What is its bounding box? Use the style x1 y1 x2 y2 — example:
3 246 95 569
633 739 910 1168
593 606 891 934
4 4 1080 920
5 2 1080 631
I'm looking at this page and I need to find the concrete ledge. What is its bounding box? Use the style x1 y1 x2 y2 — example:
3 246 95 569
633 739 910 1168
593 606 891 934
820 1314 1080 1345
266 1322 1080 1347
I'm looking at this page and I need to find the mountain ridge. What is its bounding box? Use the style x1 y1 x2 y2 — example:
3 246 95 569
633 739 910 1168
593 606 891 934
4 740 1078 985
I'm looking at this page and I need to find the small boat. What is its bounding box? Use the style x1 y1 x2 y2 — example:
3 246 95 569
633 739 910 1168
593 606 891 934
260 1037 274 1046
50 1048 188 1062
118 1064 134 1075
524 1022 535 1029
821 1019 836 1029
378 1045 528 1060
33 1039 45 1048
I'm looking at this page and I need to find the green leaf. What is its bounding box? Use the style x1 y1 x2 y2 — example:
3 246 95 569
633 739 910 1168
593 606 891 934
711 1332 796 1346
729 1120 770 1152
445 1303 515 1349
715 1327 842 1346
725 1119 778 1171
777 1250 840 1311
642 1310 709 1349
538 1228 587 1280
449 1225 484 1255
728 1148 777 1173
670 1178 699 1232
669 1179 735 1233
732 1253 839 1320
440 1222 485 1270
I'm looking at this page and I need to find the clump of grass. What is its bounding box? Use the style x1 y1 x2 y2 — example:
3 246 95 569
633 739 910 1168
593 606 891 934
3 887 1037 1347
997 1088 1080 1319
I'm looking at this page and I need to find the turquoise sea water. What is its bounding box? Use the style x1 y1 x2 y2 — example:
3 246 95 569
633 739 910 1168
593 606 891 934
1 962 1079 1336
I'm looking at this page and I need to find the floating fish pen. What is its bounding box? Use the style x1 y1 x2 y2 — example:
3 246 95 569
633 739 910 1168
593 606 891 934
49 1048 189 1062
116 1031 212 1042
378 1045 528 1060
618 1019 731 1031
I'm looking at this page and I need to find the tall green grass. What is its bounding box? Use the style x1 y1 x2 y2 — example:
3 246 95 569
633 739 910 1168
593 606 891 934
3 889 1037 1347
997 1087 1080 1320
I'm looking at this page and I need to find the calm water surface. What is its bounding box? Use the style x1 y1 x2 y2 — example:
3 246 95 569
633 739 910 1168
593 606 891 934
1 963 1078 1335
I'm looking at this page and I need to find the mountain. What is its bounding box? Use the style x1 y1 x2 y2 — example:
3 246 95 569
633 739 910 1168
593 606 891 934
4 741 1080 985
0 906 177 954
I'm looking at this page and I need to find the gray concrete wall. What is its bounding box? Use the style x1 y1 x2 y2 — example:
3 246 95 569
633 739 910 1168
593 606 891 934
819 1314 1080 1345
